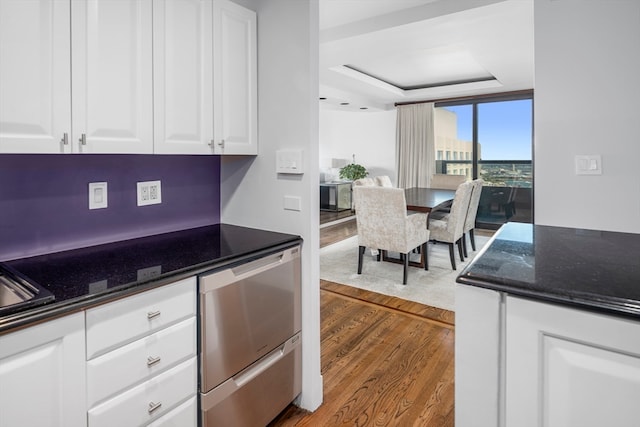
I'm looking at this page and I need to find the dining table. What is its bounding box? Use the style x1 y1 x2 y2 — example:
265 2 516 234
404 187 456 213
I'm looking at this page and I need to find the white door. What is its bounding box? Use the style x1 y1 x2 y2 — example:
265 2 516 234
212 0 257 155
0 0 71 153
0 313 86 427
506 296 640 427
71 0 153 153
153 0 214 154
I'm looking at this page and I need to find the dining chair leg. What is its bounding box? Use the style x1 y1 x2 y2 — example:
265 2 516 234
422 242 429 270
358 245 365 274
462 234 469 258
470 229 476 251
457 239 465 262
448 243 457 270
402 253 408 285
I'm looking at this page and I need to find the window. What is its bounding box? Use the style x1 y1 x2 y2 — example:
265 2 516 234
437 150 443 160
434 93 533 228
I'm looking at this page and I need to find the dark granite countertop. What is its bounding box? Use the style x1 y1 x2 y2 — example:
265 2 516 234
0 224 302 334
457 222 640 319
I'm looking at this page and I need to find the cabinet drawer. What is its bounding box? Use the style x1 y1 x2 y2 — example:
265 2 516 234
88 357 197 427
147 395 197 427
86 277 196 359
87 317 196 407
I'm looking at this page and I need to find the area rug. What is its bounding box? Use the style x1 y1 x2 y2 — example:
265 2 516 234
320 235 490 312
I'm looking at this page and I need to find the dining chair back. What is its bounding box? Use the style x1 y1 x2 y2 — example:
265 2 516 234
462 179 484 255
353 177 375 186
430 173 466 190
374 175 393 187
428 180 474 270
353 186 429 284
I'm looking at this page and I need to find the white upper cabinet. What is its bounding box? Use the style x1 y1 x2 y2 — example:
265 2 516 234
0 0 72 153
213 0 258 155
153 0 214 154
71 0 154 153
0 0 255 155
154 0 257 155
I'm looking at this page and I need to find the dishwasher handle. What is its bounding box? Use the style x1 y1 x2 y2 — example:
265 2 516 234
200 246 300 292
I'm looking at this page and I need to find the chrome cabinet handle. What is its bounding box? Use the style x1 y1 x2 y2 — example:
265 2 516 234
146 355 161 367
79 133 87 145
60 133 69 145
148 401 162 414
218 139 225 148
147 310 161 320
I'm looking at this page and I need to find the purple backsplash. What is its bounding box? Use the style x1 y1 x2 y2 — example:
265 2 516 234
0 154 221 261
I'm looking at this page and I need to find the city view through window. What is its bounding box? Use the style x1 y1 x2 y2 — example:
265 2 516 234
435 98 533 227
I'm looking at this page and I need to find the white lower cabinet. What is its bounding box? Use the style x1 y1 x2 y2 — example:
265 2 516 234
0 312 87 427
87 358 197 427
505 296 640 427
0 277 197 427
85 277 197 427
456 285 640 427
86 317 197 407
147 396 197 427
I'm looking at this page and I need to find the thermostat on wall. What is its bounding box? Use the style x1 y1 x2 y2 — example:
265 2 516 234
276 149 304 174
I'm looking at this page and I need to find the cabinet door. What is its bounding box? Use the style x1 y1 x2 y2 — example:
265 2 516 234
0 0 71 153
0 313 86 427
153 0 214 154
71 0 153 153
506 296 640 427
212 0 257 155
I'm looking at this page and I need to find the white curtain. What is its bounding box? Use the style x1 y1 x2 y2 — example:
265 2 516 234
395 103 436 188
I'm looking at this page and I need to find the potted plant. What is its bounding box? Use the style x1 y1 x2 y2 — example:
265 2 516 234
339 163 368 181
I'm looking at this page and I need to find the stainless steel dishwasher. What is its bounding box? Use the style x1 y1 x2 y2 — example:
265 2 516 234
199 245 301 427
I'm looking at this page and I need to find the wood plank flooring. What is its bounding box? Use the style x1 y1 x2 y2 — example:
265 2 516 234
268 216 458 427
269 281 455 427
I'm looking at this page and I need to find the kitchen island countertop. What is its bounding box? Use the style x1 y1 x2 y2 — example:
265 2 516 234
0 224 302 334
457 222 640 319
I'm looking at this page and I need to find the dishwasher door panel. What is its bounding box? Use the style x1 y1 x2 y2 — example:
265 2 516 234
199 246 301 392
200 333 301 427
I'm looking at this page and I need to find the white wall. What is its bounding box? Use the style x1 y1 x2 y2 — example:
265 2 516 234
534 0 640 233
319 108 397 183
220 0 323 411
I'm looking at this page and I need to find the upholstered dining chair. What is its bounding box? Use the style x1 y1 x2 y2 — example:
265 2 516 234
428 180 474 270
462 179 484 257
430 173 467 190
353 186 430 285
352 177 375 187
374 175 393 187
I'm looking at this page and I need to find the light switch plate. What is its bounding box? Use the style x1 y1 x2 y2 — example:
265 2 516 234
89 182 108 209
284 195 302 211
575 155 602 175
276 150 304 174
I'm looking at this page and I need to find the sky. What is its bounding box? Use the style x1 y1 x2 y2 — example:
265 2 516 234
443 99 532 160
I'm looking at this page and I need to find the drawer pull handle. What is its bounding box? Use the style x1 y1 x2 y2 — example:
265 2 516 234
148 401 162 414
147 355 161 367
147 310 161 320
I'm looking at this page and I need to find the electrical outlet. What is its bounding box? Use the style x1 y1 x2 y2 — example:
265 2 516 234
89 182 108 209
137 180 162 206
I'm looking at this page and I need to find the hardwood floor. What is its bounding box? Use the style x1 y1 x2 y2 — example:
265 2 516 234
269 281 455 427
269 218 456 426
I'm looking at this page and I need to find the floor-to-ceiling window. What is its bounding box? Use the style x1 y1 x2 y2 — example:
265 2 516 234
434 92 533 229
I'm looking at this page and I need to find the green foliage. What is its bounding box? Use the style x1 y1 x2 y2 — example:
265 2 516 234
339 163 368 181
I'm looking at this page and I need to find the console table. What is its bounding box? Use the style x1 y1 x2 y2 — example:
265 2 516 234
320 182 352 211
